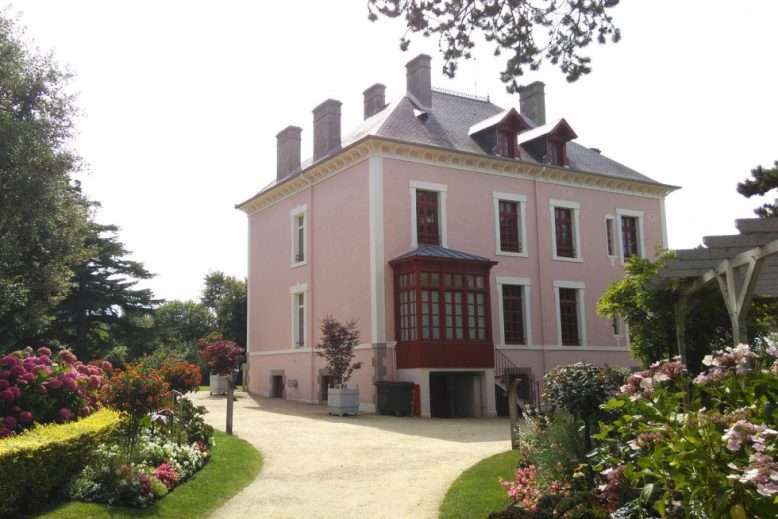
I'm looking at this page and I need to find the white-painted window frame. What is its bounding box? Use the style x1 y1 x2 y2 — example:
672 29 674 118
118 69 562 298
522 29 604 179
289 282 308 349
553 280 586 346
549 199 582 262
493 192 528 257
496 277 532 345
409 180 448 248
616 208 645 265
290 204 307 268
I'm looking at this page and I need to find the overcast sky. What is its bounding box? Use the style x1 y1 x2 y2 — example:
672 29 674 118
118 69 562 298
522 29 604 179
4 1 778 302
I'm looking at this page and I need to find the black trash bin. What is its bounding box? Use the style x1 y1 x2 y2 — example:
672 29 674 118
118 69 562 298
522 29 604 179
375 381 415 416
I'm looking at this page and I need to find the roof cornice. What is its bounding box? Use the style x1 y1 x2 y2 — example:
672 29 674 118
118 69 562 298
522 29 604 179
236 136 679 215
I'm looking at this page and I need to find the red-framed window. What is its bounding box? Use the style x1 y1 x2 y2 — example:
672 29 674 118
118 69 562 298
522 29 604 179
558 288 579 346
502 285 525 344
554 207 575 258
392 262 492 344
416 190 440 245
547 139 567 166
621 216 639 258
496 129 517 158
398 273 417 341
499 201 521 253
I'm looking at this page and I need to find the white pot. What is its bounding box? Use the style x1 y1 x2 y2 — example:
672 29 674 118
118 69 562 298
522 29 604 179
209 374 229 395
327 386 360 416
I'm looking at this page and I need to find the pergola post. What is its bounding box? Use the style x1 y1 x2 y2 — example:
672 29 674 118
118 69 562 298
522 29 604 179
674 296 688 365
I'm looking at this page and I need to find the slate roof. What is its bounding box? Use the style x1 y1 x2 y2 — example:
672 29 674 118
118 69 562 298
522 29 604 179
346 89 662 185
248 87 666 200
389 244 494 263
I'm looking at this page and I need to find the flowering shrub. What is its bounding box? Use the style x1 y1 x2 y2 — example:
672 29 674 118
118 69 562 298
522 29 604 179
592 345 778 517
102 363 170 420
197 337 244 376
0 347 108 437
158 357 201 393
68 396 212 508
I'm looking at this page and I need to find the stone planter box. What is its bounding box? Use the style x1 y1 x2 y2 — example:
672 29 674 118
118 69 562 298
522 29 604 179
328 386 359 416
210 374 228 395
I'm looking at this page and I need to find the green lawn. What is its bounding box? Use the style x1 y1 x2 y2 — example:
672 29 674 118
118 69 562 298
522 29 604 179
439 450 517 519
34 430 262 519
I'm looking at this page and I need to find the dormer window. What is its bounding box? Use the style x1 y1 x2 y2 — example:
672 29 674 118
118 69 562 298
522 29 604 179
468 108 529 159
547 139 567 166
496 129 517 158
517 118 577 168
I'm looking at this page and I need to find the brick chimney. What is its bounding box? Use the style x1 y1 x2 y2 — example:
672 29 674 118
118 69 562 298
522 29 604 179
363 83 386 119
276 126 302 181
406 54 432 109
312 99 342 161
518 81 546 125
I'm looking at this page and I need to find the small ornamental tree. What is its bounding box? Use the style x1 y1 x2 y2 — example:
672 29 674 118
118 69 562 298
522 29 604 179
317 316 362 387
544 363 628 451
197 336 244 434
158 357 202 394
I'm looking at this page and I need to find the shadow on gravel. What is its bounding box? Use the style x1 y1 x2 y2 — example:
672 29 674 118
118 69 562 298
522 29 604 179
204 391 514 444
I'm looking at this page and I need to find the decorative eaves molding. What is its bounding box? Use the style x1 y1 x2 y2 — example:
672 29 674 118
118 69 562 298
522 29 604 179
236 136 677 215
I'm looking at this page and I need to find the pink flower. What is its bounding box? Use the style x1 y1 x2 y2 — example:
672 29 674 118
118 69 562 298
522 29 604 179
60 376 78 392
80 406 91 416
37 346 52 358
58 408 72 422
59 349 77 365
0 388 17 402
101 360 112 372
1 355 19 368
0 379 9 390
87 374 101 390
3 416 17 429
46 378 62 390
18 411 33 424
0 370 9 380
10 365 26 378
0 426 11 438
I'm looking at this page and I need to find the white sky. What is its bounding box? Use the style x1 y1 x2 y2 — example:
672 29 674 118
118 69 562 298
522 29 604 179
4 1 778 302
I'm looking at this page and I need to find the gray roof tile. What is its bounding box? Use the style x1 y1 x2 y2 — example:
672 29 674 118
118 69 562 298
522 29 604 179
390 244 493 263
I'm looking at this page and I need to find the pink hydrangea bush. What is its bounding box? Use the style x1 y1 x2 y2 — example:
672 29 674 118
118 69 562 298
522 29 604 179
592 344 778 517
0 347 109 437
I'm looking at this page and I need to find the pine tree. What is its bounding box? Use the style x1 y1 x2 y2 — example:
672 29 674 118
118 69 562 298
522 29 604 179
737 160 778 218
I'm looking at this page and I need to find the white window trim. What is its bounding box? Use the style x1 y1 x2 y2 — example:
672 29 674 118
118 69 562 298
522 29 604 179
496 276 532 346
553 280 586 347
289 282 308 349
616 208 645 265
409 180 448 248
493 192 528 257
290 204 307 268
549 199 582 262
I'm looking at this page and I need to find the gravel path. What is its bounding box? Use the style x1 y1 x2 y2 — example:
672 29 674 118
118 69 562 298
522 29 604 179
192 391 512 519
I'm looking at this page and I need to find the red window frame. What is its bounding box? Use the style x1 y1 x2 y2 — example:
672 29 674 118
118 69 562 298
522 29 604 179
621 216 639 258
558 288 579 346
416 190 440 245
392 261 492 344
547 139 567 166
499 201 521 253
502 285 525 344
496 129 517 158
554 207 575 258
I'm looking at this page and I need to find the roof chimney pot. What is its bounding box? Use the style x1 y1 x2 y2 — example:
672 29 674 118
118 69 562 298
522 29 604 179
518 81 546 125
406 54 432 109
312 99 342 161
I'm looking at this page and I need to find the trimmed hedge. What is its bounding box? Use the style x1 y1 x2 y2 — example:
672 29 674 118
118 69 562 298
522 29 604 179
0 408 121 516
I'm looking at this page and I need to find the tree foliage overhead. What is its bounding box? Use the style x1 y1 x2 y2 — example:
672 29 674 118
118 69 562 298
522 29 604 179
0 14 90 351
45 222 157 361
736 160 778 218
597 254 778 371
201 271 246 348
367 0 622 91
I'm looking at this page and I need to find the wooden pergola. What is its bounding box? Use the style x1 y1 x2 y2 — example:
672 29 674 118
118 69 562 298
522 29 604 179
655 218 778 363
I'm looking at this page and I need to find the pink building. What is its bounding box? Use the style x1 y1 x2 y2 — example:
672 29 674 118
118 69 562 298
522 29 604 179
237 55 676 417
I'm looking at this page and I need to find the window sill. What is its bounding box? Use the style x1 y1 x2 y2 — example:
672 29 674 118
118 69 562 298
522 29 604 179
290 260 308 269
496 250 528 258
552 255 583 263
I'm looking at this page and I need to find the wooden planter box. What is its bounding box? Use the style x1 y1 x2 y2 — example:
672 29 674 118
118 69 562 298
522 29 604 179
328 386 359 416
210 374 229 395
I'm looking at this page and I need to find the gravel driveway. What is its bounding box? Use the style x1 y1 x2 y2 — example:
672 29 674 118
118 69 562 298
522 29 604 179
192 391 512 519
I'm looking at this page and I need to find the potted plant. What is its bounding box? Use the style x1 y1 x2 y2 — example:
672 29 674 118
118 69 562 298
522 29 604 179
317 316 362 416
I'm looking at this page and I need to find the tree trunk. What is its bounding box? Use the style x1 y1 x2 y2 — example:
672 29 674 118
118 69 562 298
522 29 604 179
226 377 234 435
